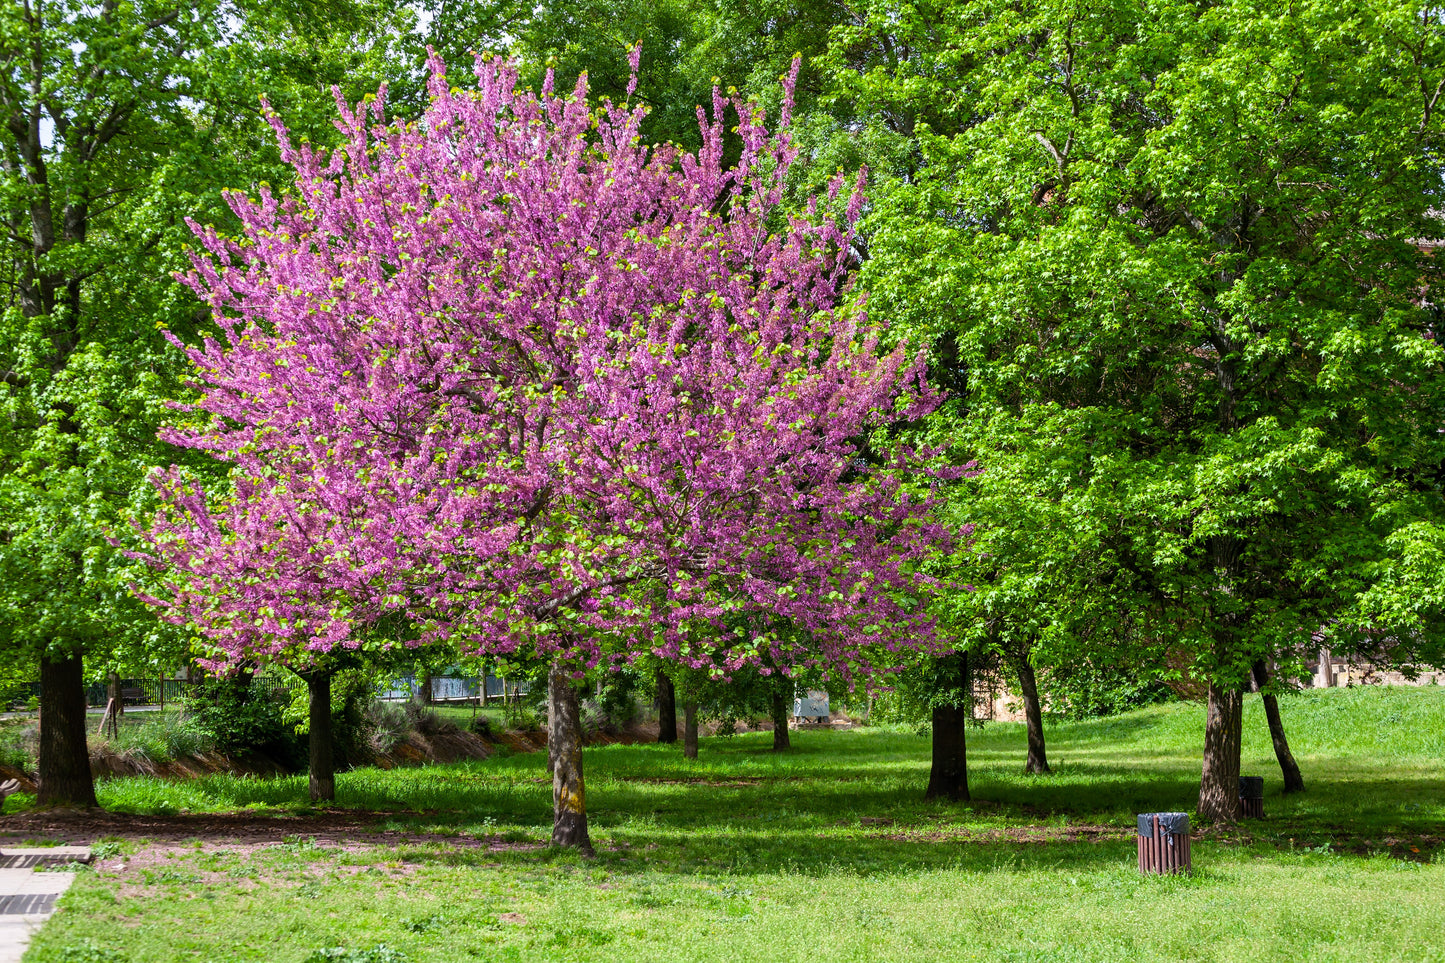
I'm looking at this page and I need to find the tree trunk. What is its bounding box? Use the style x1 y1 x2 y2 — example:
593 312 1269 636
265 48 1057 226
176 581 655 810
1197 677 1243 823
770 688 791 751
656 671 677 743
306 670 335 803
1252 661 1305 794
37 649 97 808
925 699 970 801
548 665 593 853
420 667 433 705
683 702 699 759
925 651 970 801
1015 657 1050 774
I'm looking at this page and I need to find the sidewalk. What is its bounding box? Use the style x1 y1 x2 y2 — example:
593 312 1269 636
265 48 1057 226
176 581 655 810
0 847 91 963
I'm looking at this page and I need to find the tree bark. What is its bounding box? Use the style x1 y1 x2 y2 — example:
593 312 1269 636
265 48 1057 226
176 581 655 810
925 700 971 801
37 649 97 808
1197 677 1243 822
1014 657 1050 774
925 652 970 801
656 671 677 743
683 701 699 759
1252 661 1305 794
548 665 592 853
770 688 791 751
306 670 335 803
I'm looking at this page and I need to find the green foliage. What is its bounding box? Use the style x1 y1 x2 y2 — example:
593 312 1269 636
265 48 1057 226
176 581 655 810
845 0 1445 698
869 651 982 732
364 700 412 754
184 676 295 761
1043 659 1174 721
100 712 209 763
0 719 37 773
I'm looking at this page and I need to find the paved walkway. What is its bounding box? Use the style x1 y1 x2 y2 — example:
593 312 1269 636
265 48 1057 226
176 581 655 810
0 847 91 963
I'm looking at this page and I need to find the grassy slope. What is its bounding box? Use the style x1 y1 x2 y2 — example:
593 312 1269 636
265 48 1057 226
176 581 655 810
20 686 1445 963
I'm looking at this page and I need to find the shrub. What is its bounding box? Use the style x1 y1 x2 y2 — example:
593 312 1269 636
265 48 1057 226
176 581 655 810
365 699 410 753
403 696 456 736
1042 658 1174 720
330 670 376 766
184 675 297 761
105 712 209 763
0 719 37 773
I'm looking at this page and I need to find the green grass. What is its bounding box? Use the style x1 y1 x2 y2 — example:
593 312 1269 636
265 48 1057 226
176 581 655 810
19 686 1445 962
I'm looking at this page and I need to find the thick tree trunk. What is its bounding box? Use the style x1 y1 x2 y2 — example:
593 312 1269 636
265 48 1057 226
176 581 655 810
683 702 699 759
1015 657 1050 774
1198 678 1243 823
925 652 971 801
1252 661 1305 794
770 689 791 751
656 671 677 743
925 699 971 801
306 670 335 803
37 649 97 808
548 666 592 853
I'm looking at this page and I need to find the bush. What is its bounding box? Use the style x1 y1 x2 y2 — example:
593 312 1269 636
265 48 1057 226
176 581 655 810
105 712 208 763
365 700 410 753
403 696 456 736
184 675 298 761
0 719 37 773
1042 658 1173 720
330 670 376 766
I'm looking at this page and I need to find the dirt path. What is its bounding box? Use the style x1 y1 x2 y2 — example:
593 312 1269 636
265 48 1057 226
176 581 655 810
0 809 469 847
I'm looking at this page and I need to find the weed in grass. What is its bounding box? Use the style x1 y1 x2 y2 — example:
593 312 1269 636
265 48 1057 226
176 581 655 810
304 947 409 963
402 914 446 934
53 941 121 962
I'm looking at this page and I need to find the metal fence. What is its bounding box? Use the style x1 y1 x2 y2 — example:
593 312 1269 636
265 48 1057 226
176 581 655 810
381 673 527 703
7 670 529 711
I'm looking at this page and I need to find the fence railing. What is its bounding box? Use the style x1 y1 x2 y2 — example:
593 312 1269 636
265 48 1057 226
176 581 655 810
6 671 530 711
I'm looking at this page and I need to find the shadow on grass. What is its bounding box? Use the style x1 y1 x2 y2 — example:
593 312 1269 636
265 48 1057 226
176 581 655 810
11 714 1443 876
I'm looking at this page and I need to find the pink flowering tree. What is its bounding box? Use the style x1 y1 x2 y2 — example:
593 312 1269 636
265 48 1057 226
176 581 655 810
140 51 952 850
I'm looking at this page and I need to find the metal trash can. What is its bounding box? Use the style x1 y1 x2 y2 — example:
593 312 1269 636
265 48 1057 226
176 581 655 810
1239 776 1264 819
1137 812 1191 875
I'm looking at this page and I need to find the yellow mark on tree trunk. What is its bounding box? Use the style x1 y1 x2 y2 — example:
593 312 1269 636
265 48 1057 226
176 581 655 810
559 784 586 814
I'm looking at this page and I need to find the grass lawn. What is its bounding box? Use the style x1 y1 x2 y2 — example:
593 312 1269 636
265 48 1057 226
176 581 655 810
11 686 1445 962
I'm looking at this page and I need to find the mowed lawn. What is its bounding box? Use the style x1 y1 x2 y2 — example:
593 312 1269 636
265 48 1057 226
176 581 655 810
15 686 1445 963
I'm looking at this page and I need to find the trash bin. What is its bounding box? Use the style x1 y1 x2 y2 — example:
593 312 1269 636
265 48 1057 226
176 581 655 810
1136 812 1191 875
1239 776 1264 819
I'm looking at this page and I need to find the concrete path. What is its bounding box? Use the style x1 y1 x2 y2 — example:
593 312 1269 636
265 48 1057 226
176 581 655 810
0 847 91 963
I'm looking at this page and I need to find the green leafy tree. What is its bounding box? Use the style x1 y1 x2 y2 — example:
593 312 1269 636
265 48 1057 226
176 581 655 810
0 0 420 807
845 0 1445 821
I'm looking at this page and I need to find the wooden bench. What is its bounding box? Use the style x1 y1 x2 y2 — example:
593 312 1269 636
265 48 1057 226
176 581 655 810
120 687 143 704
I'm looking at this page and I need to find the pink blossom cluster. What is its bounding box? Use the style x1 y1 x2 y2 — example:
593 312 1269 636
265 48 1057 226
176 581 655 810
139 52 952 679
